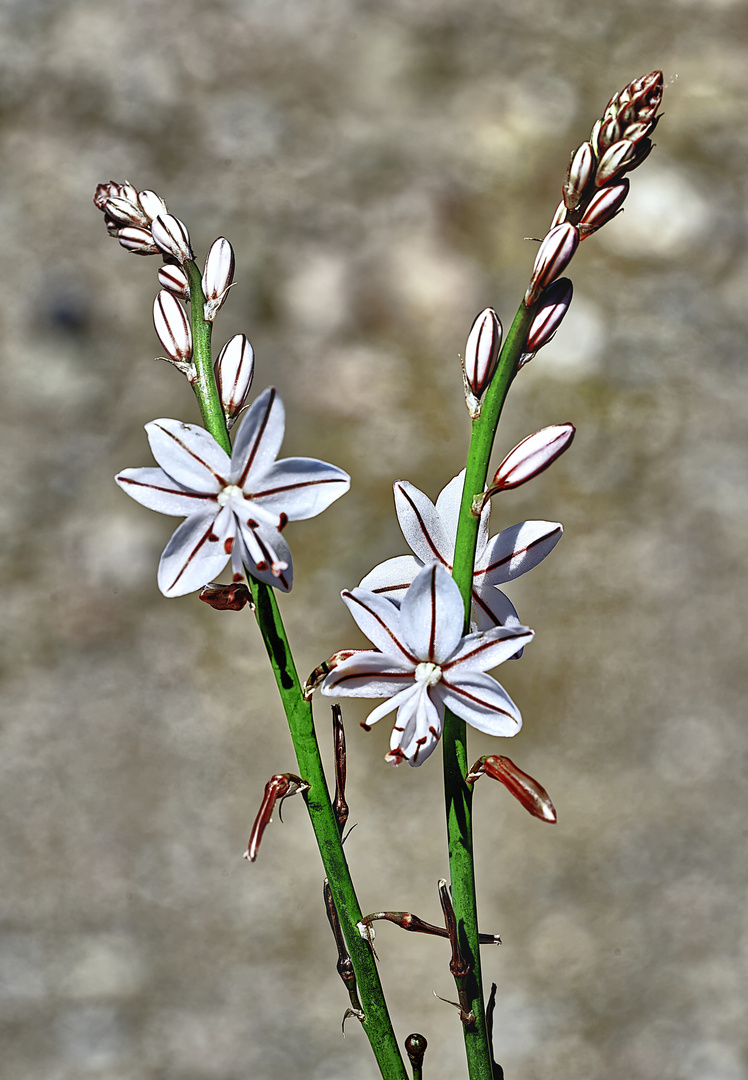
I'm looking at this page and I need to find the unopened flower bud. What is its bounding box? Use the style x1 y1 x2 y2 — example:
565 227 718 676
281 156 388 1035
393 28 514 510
578 180 629 238
463 307 502 403
158 264 190 300
117 226 160 256
214 334 255 426
467 754 556 823
525 223 579 306
94 181 145 227
202 237 235 321
595 139 637 186
525 278 573 352
151 214 194 264
595 113 622 155
549 200 567 229
405 1034 428 1071
137 189 169 223
153 290 192 361
563 141 595 210
491 423 575 492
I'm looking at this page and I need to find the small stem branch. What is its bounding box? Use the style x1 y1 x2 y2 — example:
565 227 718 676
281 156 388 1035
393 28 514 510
184 259 230 452
443 298 537 1080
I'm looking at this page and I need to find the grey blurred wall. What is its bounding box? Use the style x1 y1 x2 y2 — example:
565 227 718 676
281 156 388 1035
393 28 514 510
2 1 748 1078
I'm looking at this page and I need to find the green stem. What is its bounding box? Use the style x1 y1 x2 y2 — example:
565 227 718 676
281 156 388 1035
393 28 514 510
443 299 536 1080
185 262 406 1079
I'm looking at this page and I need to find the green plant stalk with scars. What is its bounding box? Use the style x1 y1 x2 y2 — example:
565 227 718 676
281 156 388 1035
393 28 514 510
182 258 408 1080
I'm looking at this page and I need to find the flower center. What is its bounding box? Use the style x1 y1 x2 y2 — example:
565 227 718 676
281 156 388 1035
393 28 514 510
217 484 243 508
414 661 442 687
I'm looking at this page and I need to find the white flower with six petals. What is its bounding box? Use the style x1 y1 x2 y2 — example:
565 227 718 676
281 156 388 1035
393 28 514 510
321 563 533 767
359 471 562 632
116 386 350 596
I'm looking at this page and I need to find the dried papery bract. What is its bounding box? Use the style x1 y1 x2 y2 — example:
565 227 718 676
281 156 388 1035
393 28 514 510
214 334 254 427
202 237 235 321
244 773 309 862
466 755 556 823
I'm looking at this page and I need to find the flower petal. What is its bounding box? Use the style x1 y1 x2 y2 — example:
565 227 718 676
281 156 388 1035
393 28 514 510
433 470 491 563
250 457 350 520
476 521 563 585
145 419 229 493
394 481 453 566
399 563 465 664
340 588 417 667
157 506 234 597
359 555 422 600
388 684 443 767
438 672 522 736
231 387 285 488
115 467 216 517
471 585 521 632
321 651 418 698
234 524 293 592
443 625 533 673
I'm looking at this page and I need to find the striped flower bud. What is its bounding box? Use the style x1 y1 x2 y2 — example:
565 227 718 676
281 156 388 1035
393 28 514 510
525 278 573 352
94 181 145 227
153 290 192 361
158 264 190 300
463 307 502 404
202 237 235 322
549 200 567 229
594 113 622 155
563 141 595 210
595 139 638 186
151 214 194 264
117 226 161 256
525 223 579 306
578 180 629 238
491 423 575 492
214 334 254 426
137 189 169 223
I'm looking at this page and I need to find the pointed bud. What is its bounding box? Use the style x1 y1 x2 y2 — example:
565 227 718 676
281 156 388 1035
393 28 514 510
578 180 629 238
405 1035 428 1072
525 223 579 306
595 140 638 186
117 226 160 255
491 423 575 492
202 237 235 321
563 141 595 210
244 774 309 862
549 200 567 229
525 278 573 353
153 290 192 361
94 181 146 227
137 189 169 223
463 308 502 405
214 334 255 426
158 264 190 300
151 214 194 264
467 755 556 823
594 113 622 155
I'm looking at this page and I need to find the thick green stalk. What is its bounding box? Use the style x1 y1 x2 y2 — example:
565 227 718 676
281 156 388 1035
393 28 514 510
443 299 536 1080
185 260 406 1079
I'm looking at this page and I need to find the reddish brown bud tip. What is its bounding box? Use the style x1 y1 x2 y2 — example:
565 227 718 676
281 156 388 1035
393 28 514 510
404 1033 428 1069
199 581 254 611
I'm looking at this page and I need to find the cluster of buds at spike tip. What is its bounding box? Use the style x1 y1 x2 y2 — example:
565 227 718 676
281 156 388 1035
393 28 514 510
244 773 310 862
461 307 502 418
474 422 575 513
465 754 557 823
153 290 196 380
214 334 254 427
93 182 193 262
524 71 663 307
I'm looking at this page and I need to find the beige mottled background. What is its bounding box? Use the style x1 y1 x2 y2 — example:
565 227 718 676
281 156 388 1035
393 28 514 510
2 1 748 1078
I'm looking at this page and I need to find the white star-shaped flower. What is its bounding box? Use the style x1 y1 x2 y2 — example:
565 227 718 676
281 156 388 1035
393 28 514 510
321 563 533 767
116 386 350 596
359 471 562 632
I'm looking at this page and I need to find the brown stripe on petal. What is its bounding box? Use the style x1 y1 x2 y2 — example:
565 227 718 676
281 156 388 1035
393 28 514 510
236 387 276 488
441 630 531 671
151 423 228 486
440 677 516 719
396 485 447 565
343 591 418 665
117 475 215 501
476 525 563 578
166 519 222 592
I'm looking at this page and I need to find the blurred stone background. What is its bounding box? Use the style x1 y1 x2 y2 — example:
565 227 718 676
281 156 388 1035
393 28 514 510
2 1 748 1078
